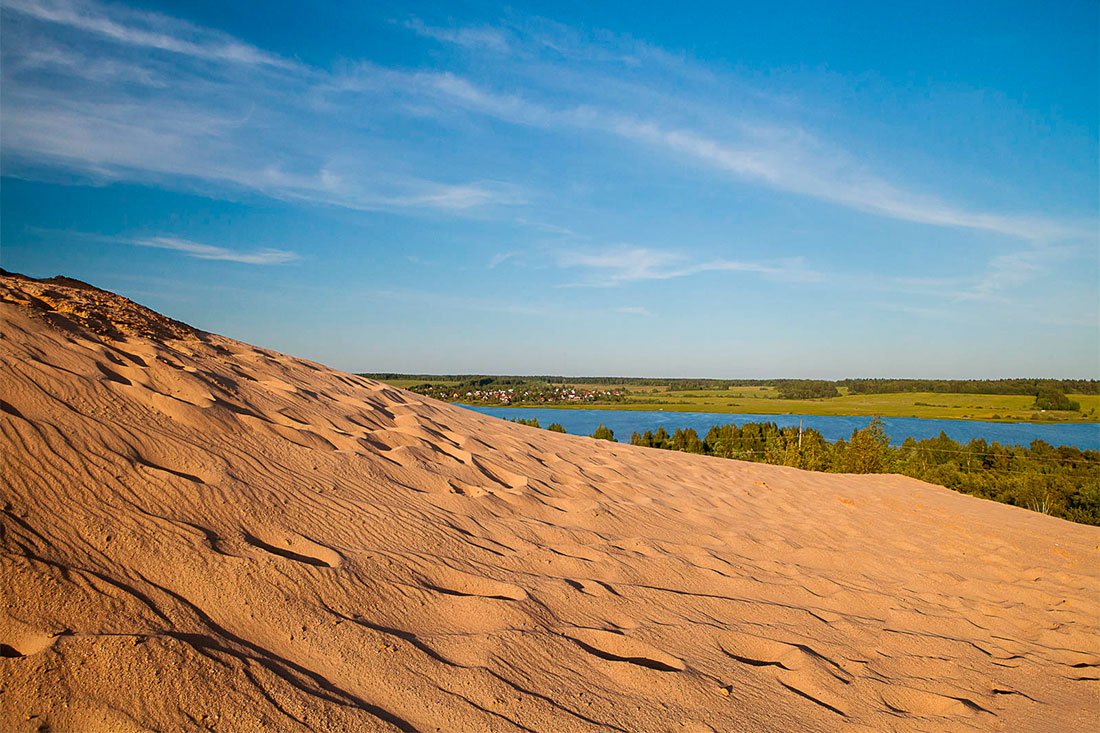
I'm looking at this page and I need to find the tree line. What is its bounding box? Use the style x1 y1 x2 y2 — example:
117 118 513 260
509 417 566 433
841 378 1099 396
628 419 1099 525
504 415 1099 524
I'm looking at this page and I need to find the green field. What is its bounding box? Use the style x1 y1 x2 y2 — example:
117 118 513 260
371 377 1098 423
555 387 1098 422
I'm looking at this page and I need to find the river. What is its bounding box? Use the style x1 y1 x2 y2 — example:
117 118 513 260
460 406 1100 450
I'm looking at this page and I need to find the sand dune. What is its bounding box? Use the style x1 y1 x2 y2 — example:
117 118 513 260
1 271 1097 732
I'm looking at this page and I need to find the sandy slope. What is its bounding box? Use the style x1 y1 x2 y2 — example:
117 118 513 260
0 272 1097 733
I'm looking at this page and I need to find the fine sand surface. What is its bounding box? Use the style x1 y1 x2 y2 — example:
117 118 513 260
1 271 1098 732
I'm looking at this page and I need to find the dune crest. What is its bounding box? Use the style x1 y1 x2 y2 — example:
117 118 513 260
1 272 1097 732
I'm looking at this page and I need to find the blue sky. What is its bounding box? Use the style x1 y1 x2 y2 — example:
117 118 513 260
2 0 1097 378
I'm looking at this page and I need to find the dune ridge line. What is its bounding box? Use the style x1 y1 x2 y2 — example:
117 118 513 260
1 271 1098 732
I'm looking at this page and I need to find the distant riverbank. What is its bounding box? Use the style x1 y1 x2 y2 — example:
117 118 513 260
461 406 1100 451
451 393 1099 424
372 376 1099 424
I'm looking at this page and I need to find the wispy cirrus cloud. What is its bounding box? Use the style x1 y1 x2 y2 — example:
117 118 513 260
1 0 1091 247
24 225 298 266
556 246 822 287
7 40 167 86
27 227 302 265
0 0 522 214
404 18 510 53
951 249 1045 303
410 14 698 71
914 245 1076 304
867 242 1095 329
4 0 295 68
129 236 298 265
419 73 1088 242
613 305 652 316
488 251 519 268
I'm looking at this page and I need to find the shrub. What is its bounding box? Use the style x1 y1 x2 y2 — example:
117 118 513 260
1033 387 1080 411
511 417 541 428
591 424 615 441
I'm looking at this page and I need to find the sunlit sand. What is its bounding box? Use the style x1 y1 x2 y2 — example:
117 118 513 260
2 272 1097 731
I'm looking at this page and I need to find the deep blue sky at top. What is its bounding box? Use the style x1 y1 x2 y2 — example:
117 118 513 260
1 0 1097 377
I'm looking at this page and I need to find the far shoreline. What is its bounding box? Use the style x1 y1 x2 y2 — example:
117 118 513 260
367 376 1099 425
446 400 1100 424
459 405 1100 453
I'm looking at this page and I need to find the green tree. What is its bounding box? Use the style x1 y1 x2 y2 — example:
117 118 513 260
591 424 615 441
1033 387 1080 411
547 423 566 433
775 380 841 399
842 417 890 473
652 426 670 449
684 428 705 454
511 417 540 428
671 428 705 454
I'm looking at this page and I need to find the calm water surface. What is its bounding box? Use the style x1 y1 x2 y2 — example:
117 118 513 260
461 406 1100 451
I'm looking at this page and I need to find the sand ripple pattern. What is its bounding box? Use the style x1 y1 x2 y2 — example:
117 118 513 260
1 273 1098 732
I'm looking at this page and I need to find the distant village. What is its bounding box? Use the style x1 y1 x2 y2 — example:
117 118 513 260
411 382 625 405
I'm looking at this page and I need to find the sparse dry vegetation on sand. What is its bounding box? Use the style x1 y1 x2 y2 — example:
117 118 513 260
2 272 1098 732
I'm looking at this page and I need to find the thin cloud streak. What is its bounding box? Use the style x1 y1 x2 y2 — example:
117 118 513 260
9 41 168 86
945 246 1078 303
130 236 299 265
556 246 823 287
0 3 520 215
422 74 1086 242
488 251 519 268
866 244 1091 318
1 1 1091 246
3 0 296 68
404 18 510 53
2 89 522 213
